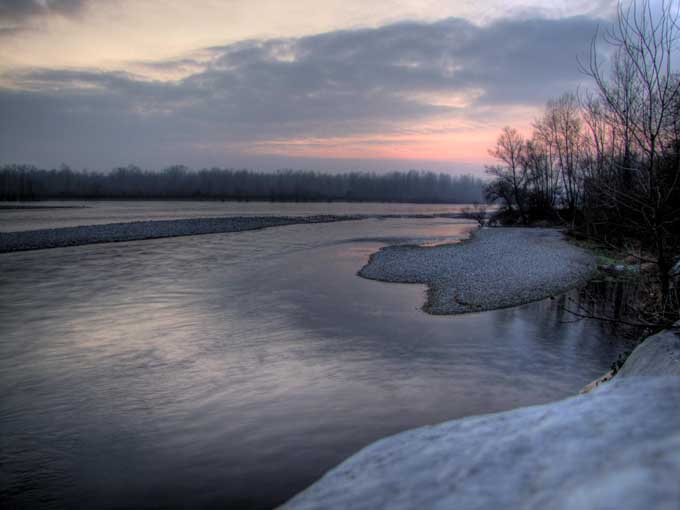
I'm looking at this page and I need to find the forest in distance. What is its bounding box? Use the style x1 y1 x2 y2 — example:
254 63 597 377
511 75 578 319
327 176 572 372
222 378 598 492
0 165 485 204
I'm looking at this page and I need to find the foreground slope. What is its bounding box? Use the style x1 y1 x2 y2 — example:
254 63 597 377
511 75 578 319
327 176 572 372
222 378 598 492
281 325 680 510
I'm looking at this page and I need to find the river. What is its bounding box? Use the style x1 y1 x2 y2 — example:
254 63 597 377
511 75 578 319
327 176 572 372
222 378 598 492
0 202 629 509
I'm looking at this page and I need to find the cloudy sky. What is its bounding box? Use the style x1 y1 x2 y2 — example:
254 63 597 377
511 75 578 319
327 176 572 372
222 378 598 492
0 0 617 173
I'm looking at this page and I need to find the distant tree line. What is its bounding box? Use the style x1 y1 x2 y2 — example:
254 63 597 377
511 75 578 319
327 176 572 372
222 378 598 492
0 165 484 204
486 0 679 325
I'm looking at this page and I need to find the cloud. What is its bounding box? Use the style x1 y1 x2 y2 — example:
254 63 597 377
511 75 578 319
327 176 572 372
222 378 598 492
0 0 87 22
0 14 603 170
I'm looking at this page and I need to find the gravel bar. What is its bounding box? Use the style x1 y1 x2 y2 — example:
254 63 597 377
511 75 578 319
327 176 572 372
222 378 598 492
0 213 471 253
359 227 596 314
0 215 367 253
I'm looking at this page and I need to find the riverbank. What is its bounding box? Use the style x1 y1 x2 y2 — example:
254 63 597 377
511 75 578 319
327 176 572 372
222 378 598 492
359 227 596 314
280 323 680 510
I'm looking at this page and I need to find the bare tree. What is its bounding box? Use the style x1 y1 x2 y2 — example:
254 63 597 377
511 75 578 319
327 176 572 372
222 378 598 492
486 126 529 224
461 202 488 227
0 165 487 203
582 0 680 311
534 93 586 216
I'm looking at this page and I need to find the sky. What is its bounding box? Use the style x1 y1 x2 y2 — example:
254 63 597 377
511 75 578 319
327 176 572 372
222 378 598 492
0 0 619 173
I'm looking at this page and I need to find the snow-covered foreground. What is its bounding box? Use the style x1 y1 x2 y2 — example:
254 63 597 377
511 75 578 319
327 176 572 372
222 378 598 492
280 325 680 510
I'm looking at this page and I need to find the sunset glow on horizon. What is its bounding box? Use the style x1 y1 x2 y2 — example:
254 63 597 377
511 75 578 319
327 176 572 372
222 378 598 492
0 0 618 173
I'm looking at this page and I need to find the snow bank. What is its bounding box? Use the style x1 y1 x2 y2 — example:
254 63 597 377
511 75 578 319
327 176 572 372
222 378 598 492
280 325 680 510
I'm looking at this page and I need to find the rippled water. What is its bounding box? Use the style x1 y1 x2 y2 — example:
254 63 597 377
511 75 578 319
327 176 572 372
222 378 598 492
0 200 481 232
0 212 629 509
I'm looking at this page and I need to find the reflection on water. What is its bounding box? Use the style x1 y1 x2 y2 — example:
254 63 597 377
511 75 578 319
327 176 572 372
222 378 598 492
571 277 649 339
0 217 631 509
0 200 481 232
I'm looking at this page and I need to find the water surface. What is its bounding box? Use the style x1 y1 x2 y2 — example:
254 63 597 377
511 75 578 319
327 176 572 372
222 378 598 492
0 214 629 509
0 200 480 232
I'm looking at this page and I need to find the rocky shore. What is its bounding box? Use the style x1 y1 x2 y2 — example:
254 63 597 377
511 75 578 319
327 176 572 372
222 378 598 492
359 227 596 314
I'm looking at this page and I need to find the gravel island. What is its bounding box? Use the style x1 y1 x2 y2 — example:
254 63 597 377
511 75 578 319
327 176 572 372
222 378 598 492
0 213 471 253
359 227 596 314
0 215 364 253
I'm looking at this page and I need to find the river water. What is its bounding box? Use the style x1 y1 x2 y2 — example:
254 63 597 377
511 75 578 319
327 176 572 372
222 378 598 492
0 200 481 232
0 202 629 509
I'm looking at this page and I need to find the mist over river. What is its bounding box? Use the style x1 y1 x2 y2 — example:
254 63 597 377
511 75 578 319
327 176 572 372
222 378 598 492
0 203 629 509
